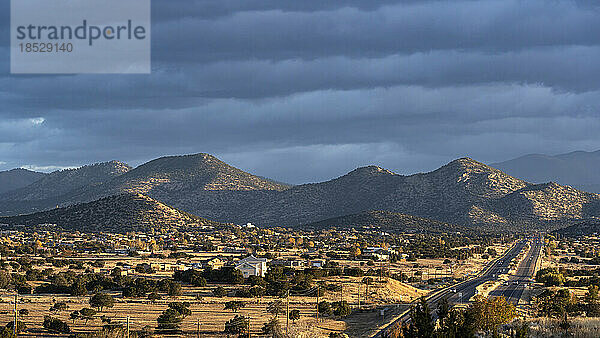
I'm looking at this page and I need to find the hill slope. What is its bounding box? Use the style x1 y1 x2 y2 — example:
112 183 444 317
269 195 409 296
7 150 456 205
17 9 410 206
553 220 600 237
0 193 220 233
0 154 291 219
234 158 530 227
0 168 47 194
0 161 131 202
234 158 600 229
1 154 599 231
70 153 292 221
304 210 470 233
492 150 600 193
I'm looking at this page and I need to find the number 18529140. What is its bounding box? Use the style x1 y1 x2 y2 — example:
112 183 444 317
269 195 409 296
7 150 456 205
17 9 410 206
19 42 73 53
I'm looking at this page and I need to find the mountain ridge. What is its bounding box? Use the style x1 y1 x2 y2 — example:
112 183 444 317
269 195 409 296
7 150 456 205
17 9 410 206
492 150 600 193
0 192 222 233
0 160 131 202
0 168 47 194
303 210 471 233
0 153 598 231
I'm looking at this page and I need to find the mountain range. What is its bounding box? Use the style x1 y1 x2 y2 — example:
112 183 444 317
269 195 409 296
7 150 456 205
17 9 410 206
1 153 599 232
492 150 600 193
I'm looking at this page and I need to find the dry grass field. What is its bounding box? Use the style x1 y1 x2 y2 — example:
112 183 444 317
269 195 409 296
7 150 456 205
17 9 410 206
0 275 425 337
0 293 321 337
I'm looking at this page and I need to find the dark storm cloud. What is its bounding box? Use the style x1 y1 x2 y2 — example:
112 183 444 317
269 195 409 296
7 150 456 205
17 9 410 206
151 1 600 63
5 46 600 115
2 0 600 183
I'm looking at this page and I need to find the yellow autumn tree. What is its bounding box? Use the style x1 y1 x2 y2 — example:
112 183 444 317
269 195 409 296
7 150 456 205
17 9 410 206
469 295 517 334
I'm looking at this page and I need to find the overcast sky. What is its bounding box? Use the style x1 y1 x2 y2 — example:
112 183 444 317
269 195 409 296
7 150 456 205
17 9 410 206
2 0 600 184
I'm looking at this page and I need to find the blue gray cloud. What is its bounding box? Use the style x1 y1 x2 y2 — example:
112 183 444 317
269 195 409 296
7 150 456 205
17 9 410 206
1 0 600 184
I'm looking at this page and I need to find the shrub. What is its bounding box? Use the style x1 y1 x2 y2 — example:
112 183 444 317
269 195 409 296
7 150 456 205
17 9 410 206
43 316 70 333
262 317 282 336
224 315 248 334
332 301 352 317
318 301 332 316
156 308 183 332
224 301 245 312
213 286 227 297
89 293 115 311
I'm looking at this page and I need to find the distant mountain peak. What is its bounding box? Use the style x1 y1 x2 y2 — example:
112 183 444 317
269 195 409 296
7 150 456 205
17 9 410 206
0 168 47 195
122 152 290 192
10 168 38 173
444 157 496 172
345 165 397 177
144 153 222 168
0 160 132 202
492 149 600 193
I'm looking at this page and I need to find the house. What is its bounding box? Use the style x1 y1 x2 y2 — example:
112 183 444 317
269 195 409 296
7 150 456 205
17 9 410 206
363 247 390 261
223 246 248 254
203 257 225 270
234 255 268 278
310 260 326 268
271 259 306 269
149 263 187 271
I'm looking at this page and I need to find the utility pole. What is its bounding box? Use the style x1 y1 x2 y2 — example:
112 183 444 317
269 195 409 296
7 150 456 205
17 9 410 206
197 319 200 338
316 284 320 324
126 316 130 338
13 294 17 336
357 283 361 310
286 289 290 335
388 260 391 280
247 315 251 338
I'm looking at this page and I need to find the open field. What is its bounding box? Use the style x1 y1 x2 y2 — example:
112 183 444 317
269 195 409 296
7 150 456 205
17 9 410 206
0 275 426 337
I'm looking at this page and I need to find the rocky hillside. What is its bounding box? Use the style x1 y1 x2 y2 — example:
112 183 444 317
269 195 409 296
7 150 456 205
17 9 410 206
304 210 470 233
71 153 292 221
1 154 599 231
107 153 290 194
0 168 46 194
0 161 131 215
232 158 527 227
0 161 131 201
492 150 600 193
0 193 221 233
0 154 291 219
232 158 600 229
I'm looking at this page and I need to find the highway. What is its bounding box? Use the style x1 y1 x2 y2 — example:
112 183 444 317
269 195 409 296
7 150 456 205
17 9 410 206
372 236 543 338
488 235 544 304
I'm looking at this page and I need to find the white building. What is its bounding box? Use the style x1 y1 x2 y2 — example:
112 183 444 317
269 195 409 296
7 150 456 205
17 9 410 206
234 255 268 278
